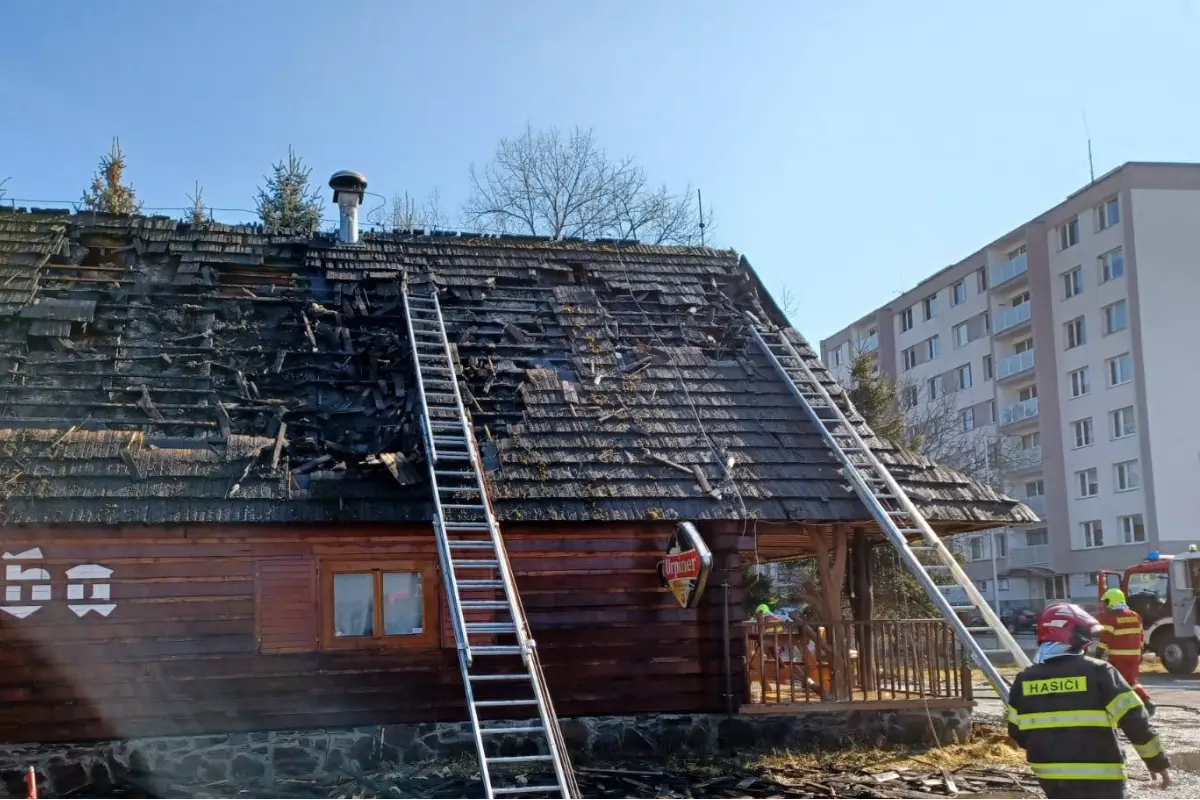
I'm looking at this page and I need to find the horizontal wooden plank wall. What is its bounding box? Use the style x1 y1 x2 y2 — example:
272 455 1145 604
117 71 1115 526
0 522 742 743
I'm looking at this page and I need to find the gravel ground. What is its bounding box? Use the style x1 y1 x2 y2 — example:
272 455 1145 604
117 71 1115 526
973 673 1200 799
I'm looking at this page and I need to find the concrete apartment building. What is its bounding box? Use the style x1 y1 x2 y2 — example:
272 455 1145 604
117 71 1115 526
820 162 1200 613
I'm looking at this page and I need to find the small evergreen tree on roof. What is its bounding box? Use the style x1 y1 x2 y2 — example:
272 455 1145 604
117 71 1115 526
254 146 324 233
80 138 141 215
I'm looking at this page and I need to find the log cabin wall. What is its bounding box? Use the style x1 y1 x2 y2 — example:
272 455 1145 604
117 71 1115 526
0 522 740 744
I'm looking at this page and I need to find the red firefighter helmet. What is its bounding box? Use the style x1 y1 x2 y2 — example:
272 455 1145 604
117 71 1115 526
1037 602 1103 649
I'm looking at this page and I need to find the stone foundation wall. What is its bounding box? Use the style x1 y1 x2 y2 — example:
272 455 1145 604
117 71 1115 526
1 707 972 796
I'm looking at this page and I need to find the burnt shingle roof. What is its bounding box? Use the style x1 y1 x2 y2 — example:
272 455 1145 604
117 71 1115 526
0 207 1035 530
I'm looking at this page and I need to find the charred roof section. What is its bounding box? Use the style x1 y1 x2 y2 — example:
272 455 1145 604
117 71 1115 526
0 208 1036 529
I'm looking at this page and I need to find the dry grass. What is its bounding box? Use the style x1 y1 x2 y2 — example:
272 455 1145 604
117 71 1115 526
750 723 1028 774
971 654 1171 685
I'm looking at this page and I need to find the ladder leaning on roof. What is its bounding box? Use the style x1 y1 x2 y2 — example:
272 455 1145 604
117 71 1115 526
402 283 579 799
745 318 1030 702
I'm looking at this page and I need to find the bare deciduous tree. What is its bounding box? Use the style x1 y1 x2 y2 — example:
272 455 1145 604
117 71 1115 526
367 188 449 234
0 177 8 204
464 124 713 245
777 284 798 321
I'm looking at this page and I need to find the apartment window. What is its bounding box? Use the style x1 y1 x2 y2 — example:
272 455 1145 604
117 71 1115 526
1110 406 1136 439
1082 520 1104 548
899 307 913 332
1025 479 1045 498
1000 578 1010 591
1065 316 1086 349
956 363 972 390
982 354 993 380
1068 366 1090 398
1008 245 1027 260
1076 468 1099 498
1071 417 1094 448
1120 514 1146 544
922 294 938 321
927 375 944 399
1115 459 1141 491
953 322 969 348
962 407 975 431
1100 248 1125 282
1027 529 1049 547
970 537 985 561
1097 196 1120 230
983 310 991 333
832 345 844 366
979 579 989 592
322 561 437 650
1063 266 1082 299
976 266 989 292
952 279 967 306
926 335 940 360
1107 353 1132 386
1045 575 1069 600
903 384 918 409
862 326 879 350
1103 300 1128 335
1020 431 1041 451
1014 337 1033 354
1058 217 1080 250
902 346 917 371
1018 384 1038 403
996 534 1008 558
1087 572 1100 586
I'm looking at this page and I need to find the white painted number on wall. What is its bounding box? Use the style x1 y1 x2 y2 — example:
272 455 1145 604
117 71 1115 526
0 548 116 619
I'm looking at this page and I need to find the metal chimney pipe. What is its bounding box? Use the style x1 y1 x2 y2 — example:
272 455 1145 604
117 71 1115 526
329 170 368 244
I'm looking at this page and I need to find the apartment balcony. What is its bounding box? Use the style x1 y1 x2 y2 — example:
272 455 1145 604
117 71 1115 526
996 349 1035 382
1000 397 1039 427
989 252 1029 289
1008 446 1043 474
993 302 1032 336
1009 544 1050 568
1023 494 1046 519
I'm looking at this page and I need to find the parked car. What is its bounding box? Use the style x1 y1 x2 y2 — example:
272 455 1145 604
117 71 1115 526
1002 608 1037 633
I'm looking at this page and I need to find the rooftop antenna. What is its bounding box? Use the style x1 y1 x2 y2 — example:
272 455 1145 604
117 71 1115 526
697 188 706 246
1082 110 1095 184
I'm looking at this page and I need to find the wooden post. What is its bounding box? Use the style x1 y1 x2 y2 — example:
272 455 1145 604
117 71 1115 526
850 529 876 691
809 528 851 700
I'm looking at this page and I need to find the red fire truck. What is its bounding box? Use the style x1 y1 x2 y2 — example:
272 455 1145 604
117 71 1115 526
1099 545 1200 675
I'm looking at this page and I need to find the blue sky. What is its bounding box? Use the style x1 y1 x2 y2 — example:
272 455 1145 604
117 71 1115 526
2 1 1197 341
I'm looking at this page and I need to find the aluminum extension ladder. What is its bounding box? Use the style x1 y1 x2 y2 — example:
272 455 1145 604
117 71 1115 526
403 285 579 799
747 320 1030 701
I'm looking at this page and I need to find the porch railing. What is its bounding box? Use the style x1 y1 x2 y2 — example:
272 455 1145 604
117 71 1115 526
742 618 972 707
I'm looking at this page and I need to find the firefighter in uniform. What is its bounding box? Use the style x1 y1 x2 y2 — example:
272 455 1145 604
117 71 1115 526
1098 587 1154 716
1007 603 1170 798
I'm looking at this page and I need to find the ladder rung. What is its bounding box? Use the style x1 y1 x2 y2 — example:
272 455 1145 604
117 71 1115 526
443 503 486 510
476 699 538 708
479 725 544 736
435 470 476 478
447 522 492 531
458 580 505 589
492 785 562 795
462 600 510 609
449 541 494 550
432 436 468 445
468 622 517 633
474 646 524 655
454 559 499 568
469 673 529 681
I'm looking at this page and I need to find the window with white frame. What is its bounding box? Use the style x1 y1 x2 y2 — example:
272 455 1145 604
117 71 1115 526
996 534 1007 557
1025 479 1045 498
982 354 993 380
953 322 969 348
1020 431 1041 451
956 363 972 390
862 326 879 350
1008 245 1027 260
902 346 917 371
1071 417 1094 448
952 279 967 305
922 294 938 321
1103 300 1128 335
1120 514 1146 544
962 407 975 431
1063 266 1082 299
1045 575 1069 599
903 384 918 409
1082 520 1104 548
979 579 989 592
1059 217 1080 250
1107 353 1132 386
970 537 985 561
1019 384 1038 402
1069 366 1090 398
832 345 844 366
1015 337 1033 354
1097 196 1120 230
927 375 944 399
1115 459 1141 491
1110 406 1136 439
976 266 989 292
1027 529 1049 547
900 307 913 332
1100 248 1124 282
1065 316 1086 349
1077 467 1099 498
926 335 940 360
1000 578 1010 591
1087 572 1100 586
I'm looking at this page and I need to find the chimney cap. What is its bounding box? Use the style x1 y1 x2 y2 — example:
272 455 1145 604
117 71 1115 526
330 170 368 203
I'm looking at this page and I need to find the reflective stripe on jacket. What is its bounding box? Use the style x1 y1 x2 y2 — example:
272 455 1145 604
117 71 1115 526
1006 655 1168 781
1097 606 1144 657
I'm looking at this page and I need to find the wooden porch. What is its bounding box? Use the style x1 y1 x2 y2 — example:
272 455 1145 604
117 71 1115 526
741 617 974 713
